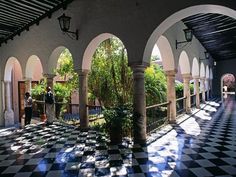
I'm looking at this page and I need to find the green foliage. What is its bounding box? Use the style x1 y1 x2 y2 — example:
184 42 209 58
145 64 167 106
56 49 78 87
175 82 184 98
103 104 132 136
88 37 132 107
190 83 194 94
31 79 46 100
53 83 71 102
89 37 167 107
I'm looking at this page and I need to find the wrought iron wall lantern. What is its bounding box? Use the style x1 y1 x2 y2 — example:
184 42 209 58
199 51 210 61
58 13 78 40
176 28 193 49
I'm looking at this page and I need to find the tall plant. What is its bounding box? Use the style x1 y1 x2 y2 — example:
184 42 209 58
88 37 132 107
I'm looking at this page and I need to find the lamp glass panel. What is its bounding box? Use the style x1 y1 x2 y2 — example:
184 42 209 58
205 51 209 59
184 29 193 42
58 14 71 31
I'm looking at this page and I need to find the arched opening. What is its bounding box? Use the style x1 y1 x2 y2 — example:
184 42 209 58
200 62 206 102
192 58 200 78
30 47 79 122
83 33 132 143
18 55 44 123
191 57 200 107
4 57 23 125
205 65 210 100
221 73 235 101
155 35 175 71
177 50 192 114
53 48 78 120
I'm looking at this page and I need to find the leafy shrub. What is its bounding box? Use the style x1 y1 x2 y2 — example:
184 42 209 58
175 82 184 98
103 104 132 137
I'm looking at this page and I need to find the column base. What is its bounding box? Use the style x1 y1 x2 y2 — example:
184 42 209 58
186 108 192 114
133 139 147 146
4 110 14 127
169 119 176 124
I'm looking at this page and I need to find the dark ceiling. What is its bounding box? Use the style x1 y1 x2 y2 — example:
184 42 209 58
183 13 236 61
0 0 73 45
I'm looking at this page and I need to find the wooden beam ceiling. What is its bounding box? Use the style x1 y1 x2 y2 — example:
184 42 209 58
0 0 74 45
183 13 236 61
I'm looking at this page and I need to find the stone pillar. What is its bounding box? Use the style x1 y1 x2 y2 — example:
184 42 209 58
25 78 32 93
4 81 14 127
44 74 56 119
205 78 210 100
165 70 177 124
200 78 206 103
78 70 89 129
131 65 146 144
44 74 55 90
182 74 191 114
194 77 200 108
209 79 213 98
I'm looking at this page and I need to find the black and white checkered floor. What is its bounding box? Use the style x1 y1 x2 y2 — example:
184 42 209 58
0 98 236 177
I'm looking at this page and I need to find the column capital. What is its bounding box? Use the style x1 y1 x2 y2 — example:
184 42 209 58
43 73 56 79
4 80 11 84
24 77 32 81
193 76 200 80
200 77 206 80
182 73 191 79
130 64 147 72
165 69 177 76
75 69 90 75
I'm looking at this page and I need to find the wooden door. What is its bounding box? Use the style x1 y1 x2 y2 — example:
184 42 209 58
18 81 39 122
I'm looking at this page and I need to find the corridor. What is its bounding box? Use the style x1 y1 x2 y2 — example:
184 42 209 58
0 98 235 177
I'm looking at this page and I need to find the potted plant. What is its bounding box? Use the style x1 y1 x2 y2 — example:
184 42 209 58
53 83 71 119
103 104 132 144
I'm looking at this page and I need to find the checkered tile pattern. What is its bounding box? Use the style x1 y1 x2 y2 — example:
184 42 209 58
0 98 235 177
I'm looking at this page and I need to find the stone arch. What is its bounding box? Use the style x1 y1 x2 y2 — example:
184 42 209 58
205 66 210 79
156 35 175 71
209 68 213 80
47 46 68 74
25 55 43 80
191 57 199 77
82 33 125 71
200 62 205 78
205 65 210 91
4 57 23 124
178 50 190 74
4 57 22 81
143 5 236 64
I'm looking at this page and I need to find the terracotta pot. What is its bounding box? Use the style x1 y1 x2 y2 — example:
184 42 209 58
40 114 47 122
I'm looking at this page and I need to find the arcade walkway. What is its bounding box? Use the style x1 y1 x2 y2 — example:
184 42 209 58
0 98 235 177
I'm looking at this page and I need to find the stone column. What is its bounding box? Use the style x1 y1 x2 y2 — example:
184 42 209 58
182 74 191 114
165 70 177 124
78 70 89 129
205 78 210 100
131 65 146 144
209 78 213 98
44 74 55 90
44 74 56 119
4 81 14 127
200 78 206 103
194 77 200 108
25 78 32 93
